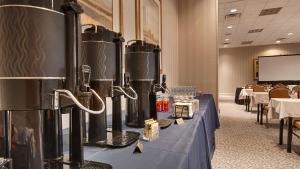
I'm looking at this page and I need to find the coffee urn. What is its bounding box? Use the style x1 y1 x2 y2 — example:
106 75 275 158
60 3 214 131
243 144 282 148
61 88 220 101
81 25 140 147
125 40 168 128
0 1 111 169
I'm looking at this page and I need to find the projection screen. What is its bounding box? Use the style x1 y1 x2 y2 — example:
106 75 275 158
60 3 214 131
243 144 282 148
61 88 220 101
259 55 300 81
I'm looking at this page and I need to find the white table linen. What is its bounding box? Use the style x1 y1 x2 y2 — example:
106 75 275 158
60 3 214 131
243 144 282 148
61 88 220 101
239 89 253 99
268 98 300 119
288 85 297 91
252 92 269 104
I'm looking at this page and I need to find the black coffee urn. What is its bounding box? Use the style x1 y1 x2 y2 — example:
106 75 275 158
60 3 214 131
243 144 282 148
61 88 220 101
125 40 168 128
81 25 140 148
0 1 112 169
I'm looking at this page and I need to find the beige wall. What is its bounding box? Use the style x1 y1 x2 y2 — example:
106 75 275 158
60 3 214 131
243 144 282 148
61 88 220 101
219 42 300 98
113 0 120 32
119 0 219 92
120 0 180 87
122 0 136 43
82 0 218 99
178 0 219 101
161 0 179 87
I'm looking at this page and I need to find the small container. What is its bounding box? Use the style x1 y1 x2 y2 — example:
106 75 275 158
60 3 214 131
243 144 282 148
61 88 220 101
143 119 160 141
156 97 163 112
162 97 170 112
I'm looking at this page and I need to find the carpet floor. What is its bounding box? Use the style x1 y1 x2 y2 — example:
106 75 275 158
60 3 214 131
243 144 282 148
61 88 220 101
212 101 300 169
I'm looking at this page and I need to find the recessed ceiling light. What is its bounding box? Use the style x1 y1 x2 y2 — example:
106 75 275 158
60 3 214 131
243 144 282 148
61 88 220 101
227 25 233 29
230 9 237 13
241 41 253 45
278 38 287 41
276 40 281 43
288 33 294 36
225 13 241 20
225 39 230 41
248 29 264 33
259 7 282 16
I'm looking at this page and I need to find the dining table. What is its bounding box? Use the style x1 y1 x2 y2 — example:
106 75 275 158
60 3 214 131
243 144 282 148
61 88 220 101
268 98 300 153
252 92 269 124
239 88 254 112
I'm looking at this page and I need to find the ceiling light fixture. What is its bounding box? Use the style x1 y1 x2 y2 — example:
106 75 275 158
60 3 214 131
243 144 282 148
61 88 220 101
227 25 233 29
230 9 237 13
241 41 253 45
225 39 230 41
288 33 294 36
276 40 281 43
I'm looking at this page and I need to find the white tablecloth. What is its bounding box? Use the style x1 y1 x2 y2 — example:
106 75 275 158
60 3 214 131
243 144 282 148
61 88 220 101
268 98 300 119
288 85 297 91
252 92 269 104
239 89 253 99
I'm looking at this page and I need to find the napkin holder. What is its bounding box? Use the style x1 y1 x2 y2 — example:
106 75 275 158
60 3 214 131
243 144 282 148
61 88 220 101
143 119 160 141
172 99 199 119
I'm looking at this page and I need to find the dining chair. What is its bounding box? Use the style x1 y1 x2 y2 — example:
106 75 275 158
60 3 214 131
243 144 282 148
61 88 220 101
269 87 291 99
274 83 286 88
261 83 269 87
252 85 266 92
293 91 300 138
292 85 300 95
263 87 291 127
294 121 300 131
245 84 254 89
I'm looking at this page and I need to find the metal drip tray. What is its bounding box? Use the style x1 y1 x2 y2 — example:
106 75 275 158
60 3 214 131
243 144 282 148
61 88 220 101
75 161 112 169
106 131 140 147
158 119 172 129
46 160 112 169
0 158 11 169
85 130 140 148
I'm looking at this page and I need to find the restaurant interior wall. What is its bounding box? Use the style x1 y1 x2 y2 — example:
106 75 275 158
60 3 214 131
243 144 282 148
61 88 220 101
161 0 180 86
178 0 219 103
122 0 180 87
219 42 300 100
83 0 218 99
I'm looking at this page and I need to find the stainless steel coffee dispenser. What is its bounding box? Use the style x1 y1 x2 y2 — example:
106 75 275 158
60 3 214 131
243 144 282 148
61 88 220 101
0 1 111 169
81 25 140 148
125 40 167 128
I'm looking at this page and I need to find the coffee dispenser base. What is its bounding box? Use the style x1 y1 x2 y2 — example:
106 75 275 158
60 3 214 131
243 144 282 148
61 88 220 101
158 119 172 129
46 159 113 169
84 130 140 148
0 158 11 168
63 160 112 169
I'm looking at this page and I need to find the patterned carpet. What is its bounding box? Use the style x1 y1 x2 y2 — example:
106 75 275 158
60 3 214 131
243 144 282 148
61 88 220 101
212 101 300 169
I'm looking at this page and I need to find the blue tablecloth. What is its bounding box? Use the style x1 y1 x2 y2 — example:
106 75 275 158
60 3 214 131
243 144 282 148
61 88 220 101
78 94 219 169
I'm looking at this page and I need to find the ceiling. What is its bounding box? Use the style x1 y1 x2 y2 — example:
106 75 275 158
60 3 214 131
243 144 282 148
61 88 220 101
219 0 300 48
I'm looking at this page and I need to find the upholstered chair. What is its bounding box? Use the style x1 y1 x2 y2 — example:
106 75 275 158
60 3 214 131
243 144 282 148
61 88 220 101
269 87 291 99
245 84 254 89
252 85 266 92
274 83 286 88
263 87 291 127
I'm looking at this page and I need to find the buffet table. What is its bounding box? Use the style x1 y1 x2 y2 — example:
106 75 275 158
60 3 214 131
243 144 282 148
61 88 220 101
77 94 219 169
